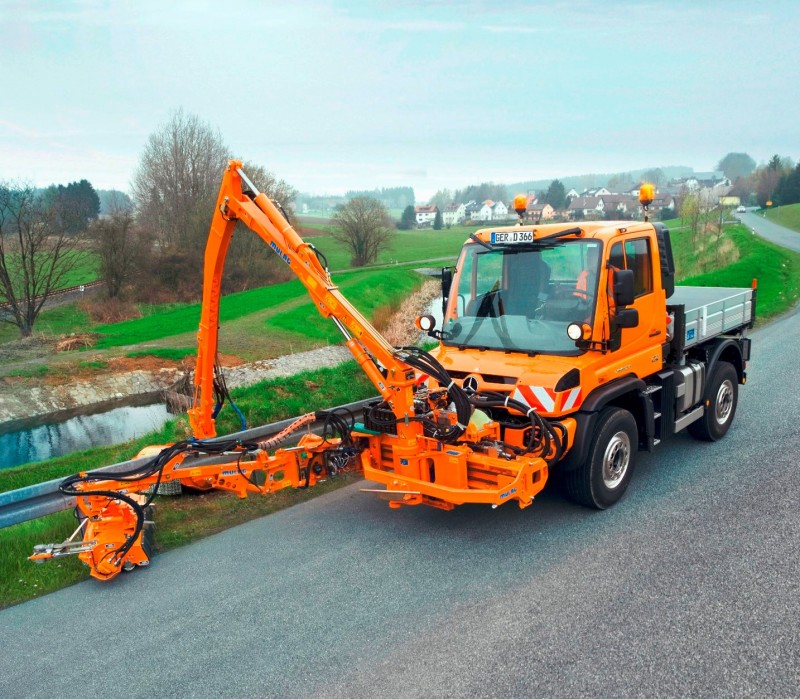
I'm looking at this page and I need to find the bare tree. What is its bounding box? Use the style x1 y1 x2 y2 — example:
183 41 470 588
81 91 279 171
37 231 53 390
642 168 665 187
0 182 84 336
331 197 394 267
755 158 788 208
680 192 704 246
92 194 143 299
131 109 230 250
131 109 231 298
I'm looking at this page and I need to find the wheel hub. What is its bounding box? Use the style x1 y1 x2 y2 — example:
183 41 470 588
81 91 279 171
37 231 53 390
715 379 734 425
602 431 631 489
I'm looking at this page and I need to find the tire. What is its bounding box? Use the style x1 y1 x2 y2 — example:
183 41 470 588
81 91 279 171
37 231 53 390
687 360 738 442
563 407 638 509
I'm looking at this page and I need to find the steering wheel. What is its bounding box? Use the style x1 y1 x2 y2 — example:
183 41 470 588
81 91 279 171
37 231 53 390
475 289 504 318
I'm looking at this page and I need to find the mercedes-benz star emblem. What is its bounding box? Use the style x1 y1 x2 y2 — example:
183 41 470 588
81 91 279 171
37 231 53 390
463 375 479 394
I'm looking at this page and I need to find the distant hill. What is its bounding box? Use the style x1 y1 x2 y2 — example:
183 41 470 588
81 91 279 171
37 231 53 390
507 166 695 195
295 165 698 207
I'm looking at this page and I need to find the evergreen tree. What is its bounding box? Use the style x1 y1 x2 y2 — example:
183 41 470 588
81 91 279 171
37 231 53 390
775 164 800 206
41 180 100 235
544 179 567 210
398 205 416 230
433 209 442 230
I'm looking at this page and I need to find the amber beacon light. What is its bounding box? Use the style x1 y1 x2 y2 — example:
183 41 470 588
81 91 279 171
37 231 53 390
514 194 527 222
639 183 655 221
639 183 655 207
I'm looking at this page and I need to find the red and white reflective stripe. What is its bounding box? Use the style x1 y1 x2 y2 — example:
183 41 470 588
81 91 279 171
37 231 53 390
514 385 581 413
562 387 582 410
513 385 555 413
415 373 429 387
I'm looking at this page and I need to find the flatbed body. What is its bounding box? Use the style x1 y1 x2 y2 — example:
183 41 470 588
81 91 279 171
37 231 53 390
670 286 754 349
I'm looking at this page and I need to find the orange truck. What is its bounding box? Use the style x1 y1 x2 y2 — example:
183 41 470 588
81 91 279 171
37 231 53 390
31 164 754 580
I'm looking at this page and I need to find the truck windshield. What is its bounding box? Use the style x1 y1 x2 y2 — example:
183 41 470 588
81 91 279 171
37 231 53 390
442 239 602 355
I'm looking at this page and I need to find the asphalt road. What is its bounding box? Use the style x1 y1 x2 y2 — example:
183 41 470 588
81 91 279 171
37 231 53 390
1 313 799 698
738 211 800 252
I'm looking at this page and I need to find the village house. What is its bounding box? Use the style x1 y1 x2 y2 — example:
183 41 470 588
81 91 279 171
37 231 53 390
598 194 641 217
442 202 465 226
528 203 556 220
492 200 509 220
568 196 604 219
464 201 481 221
652 193 676 212
414 204 438 227
581 187 611 197
477 200 494 221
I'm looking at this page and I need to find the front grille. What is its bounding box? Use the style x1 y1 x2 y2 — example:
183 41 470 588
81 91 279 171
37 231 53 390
447 370 516 385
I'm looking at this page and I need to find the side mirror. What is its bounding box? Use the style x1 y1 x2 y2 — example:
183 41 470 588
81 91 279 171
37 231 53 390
613 269 635 307
615 307 639 329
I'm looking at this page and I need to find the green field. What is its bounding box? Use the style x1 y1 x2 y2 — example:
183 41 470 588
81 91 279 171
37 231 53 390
0 251 100 343
765 203 800 233
62 251 101 287
1 250 99 290
0 266 426 358
308 224 475 270
3 224 460 345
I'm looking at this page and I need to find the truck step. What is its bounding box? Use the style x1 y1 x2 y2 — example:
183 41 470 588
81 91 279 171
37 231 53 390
654 412 662 419
643 384 662 394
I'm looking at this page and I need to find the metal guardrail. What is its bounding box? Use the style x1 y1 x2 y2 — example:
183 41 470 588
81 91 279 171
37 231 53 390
0 397 376 529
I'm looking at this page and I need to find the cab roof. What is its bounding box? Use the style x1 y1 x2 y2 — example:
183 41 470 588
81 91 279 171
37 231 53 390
468 220 656 246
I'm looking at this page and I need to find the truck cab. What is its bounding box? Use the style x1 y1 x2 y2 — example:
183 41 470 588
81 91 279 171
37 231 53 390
435 221 674 418
428 217 753 508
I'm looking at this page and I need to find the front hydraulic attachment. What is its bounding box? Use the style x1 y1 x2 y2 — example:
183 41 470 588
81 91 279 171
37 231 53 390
31 411 360 580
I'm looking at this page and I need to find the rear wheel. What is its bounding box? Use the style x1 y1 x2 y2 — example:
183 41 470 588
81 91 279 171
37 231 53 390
687 361 738 442
563 407 638 509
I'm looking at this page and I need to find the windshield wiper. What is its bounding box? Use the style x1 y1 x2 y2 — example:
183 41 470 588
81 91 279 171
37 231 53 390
469 233 494 251
535 226 582 242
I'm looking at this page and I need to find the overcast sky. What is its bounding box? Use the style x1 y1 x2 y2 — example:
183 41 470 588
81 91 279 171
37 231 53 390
1 0 797 200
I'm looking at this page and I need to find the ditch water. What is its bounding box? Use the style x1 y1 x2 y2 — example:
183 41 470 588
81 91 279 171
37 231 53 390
0 401 171 470
2 298 446 472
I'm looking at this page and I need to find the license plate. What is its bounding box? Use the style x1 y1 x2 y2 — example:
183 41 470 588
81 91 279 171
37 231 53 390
490 230 534 244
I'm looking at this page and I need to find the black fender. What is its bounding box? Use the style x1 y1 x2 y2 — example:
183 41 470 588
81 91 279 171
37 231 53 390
695 337 746 383
556 375 646 473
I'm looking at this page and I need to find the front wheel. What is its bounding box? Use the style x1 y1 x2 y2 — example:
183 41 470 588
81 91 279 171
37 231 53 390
687 361 738 442
563 407 638 509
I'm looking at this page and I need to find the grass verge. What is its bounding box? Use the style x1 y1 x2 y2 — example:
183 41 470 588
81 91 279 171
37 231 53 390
765 203 800 233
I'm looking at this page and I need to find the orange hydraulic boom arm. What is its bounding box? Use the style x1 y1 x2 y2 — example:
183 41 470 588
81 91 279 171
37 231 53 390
188 161 420 442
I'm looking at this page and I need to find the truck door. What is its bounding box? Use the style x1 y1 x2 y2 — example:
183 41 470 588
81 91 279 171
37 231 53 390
608 237 666 356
